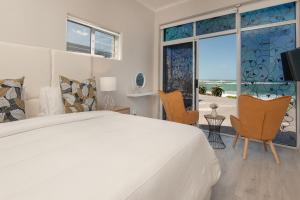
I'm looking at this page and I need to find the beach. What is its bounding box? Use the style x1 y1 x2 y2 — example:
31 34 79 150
198 94 237 128
198 92 297 146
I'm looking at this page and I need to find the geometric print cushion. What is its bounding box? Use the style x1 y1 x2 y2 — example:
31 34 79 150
0 77 26 123
59 75 97 113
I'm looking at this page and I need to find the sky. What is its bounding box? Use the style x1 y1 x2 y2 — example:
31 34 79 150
199 34 237 81
67 21 113 51
67 21 91 46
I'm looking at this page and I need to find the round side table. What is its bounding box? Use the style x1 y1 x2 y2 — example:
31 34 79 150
204 114 226 149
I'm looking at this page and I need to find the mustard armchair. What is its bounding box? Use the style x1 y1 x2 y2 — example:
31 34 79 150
159 90 199 125
230 95 291 164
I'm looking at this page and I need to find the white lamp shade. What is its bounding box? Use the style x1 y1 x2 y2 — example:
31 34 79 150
100 77 117 91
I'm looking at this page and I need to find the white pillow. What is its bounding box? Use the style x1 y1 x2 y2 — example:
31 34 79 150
39 87 64 116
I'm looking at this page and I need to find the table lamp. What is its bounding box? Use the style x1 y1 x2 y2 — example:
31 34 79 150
100 77 117 110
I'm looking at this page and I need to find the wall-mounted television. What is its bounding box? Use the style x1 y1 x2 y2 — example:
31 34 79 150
281 48 300 81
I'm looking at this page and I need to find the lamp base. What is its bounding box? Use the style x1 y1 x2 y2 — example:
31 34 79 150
103 94 115 110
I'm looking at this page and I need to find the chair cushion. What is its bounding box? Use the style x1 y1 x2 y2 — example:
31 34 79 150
0 77 26 122
234 95 292 141
240 109 265 140
59 76 97 113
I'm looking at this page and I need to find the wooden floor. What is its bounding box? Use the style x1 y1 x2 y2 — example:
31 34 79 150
211 135 300 200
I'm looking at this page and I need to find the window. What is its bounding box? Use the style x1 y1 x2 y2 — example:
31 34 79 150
196 13 236 35
66 17 120 59
95 31 114 58
241 2 296 28
241 25 296 83
163 43 194 108
161 1 298 147
67 21 91 54
240 3 297 147
164 23 193 41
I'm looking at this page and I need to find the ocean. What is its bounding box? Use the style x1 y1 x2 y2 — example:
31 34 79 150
200 80 296 99
200 80 237 96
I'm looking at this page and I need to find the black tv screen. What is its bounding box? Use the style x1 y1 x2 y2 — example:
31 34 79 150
281 48 300 81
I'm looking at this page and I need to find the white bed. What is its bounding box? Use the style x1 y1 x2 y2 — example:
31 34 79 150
0 111 220 200
0 41 220 200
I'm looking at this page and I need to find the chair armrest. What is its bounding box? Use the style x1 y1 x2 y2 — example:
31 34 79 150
185 111 199 124
187 111 199 117
230 115 242 134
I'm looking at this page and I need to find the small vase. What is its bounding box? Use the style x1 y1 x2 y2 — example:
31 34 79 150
211 108 218 117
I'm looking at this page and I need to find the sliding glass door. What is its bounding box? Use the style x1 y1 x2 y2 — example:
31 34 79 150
163 42 196 110
161 1 298 147
198 34 237 134
195 12 237 134
162 23 197 111
240 2 297 147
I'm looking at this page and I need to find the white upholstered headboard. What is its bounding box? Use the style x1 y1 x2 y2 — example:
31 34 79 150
51 50 93 87
0 42 51 118
0 42 93 118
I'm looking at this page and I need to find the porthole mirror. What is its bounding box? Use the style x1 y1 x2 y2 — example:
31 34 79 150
135 72 146 89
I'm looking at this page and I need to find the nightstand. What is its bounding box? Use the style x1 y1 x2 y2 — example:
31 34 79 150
111 106 130 114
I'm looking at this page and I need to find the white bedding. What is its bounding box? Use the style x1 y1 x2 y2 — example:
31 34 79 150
0 111 220 200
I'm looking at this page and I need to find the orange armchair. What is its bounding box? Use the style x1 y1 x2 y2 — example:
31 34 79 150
230 95 291 164
159 90 199 125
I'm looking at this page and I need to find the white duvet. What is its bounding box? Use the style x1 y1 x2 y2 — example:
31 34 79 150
0 111 220 200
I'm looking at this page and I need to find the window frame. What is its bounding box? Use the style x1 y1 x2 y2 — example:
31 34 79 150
66 16 121 60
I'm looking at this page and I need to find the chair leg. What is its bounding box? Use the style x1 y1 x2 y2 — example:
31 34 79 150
268 141 280 164
243 138 249 160
263 141 268 152
232 133 240 148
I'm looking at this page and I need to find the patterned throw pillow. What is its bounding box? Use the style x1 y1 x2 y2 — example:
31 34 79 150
0 77 25 123
59 76 97 113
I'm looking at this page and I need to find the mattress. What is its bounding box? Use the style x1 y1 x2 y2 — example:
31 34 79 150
0 111 220 200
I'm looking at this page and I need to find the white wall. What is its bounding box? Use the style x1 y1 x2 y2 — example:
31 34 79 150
0 0 155 117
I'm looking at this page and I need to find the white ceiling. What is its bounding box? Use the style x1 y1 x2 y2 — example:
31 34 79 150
136 0 192 11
